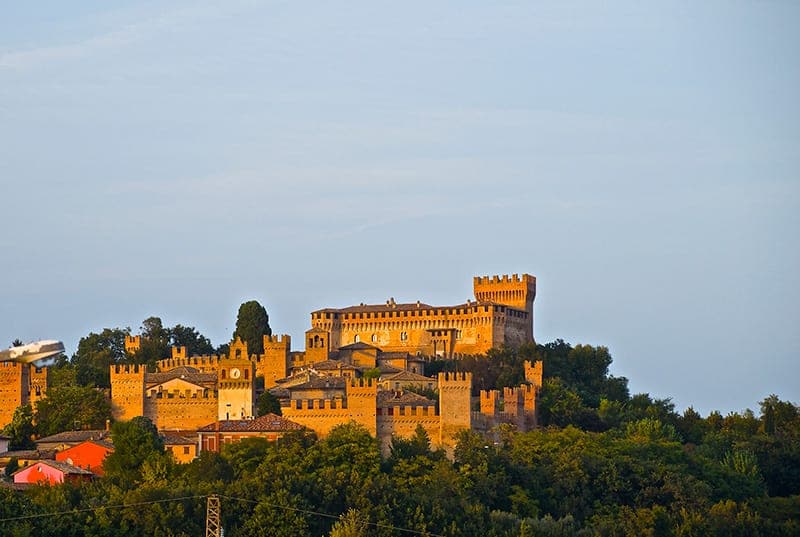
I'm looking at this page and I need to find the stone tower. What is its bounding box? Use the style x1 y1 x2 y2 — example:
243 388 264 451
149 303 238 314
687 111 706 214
109 364 146 421
438 372 472 453
345 379 378 437
261 334 291 389
217 338 254 420
473 274 536 341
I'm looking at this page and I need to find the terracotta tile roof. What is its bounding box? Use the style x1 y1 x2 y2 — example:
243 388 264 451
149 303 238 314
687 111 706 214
15 460 94 476
146 366 217 386
36 430 109 445
377 390 435 406
161 434 195 446
0 449 54 460
375 363 403 374
381 371 434 383
311 360 358 371
289 376 346 391
196 413 305 433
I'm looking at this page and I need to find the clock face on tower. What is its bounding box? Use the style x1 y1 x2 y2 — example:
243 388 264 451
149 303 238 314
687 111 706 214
230 368 241 379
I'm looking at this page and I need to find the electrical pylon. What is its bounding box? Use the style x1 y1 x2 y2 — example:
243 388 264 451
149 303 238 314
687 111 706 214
206 494 221 537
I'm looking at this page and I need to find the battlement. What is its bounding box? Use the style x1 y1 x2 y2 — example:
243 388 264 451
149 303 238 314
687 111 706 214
377 404 437 417
124 335 141 354
157 355 220 372
349 378 376 388
171 346 187 359
524 360 543 388
437 371 472 386
480 389 500 415
111 364 147 375
289 398 347 411
474 273 535 285
264 334 290 345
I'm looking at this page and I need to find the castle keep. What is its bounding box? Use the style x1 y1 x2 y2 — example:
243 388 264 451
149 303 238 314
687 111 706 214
308 273 536 358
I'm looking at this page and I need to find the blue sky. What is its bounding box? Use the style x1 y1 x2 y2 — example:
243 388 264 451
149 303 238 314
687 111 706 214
1 1 797 415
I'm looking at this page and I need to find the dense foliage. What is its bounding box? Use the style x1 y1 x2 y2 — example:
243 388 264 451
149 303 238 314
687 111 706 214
1 340 797 536
232 300 272 356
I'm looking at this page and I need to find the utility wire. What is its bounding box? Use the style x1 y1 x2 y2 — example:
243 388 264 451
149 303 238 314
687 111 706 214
1 492 446 536
0 494 206 523
220 494 445 537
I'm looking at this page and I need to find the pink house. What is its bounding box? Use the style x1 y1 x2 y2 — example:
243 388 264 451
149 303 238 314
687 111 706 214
13 460 93 485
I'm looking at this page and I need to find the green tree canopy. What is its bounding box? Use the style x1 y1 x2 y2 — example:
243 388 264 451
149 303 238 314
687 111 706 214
233 300 272 355
34 386 112 436
103 416 165 484
71 327 129 388
1 404 35 450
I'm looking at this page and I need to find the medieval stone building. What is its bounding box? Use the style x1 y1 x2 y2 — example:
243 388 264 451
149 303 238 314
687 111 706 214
105 272 543 453
0 362 48 429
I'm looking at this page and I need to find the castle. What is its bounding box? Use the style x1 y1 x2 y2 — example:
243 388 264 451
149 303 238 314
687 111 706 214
0 273 541 452
106 273 542 453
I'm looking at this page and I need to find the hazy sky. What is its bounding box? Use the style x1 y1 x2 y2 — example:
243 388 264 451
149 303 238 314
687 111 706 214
1 1 797 415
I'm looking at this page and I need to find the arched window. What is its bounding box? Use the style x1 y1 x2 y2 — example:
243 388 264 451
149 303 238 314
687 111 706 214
371 334 377 343
400 331 408 341
354 334 360 343
221 369 226 379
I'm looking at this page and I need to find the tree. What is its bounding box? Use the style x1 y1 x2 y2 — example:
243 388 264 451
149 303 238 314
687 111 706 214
2 404 36 450
104 416 165 483
34 386 112 436
233 300 271 355
256 391 282 416
134 316 171 366
169 324 215 356
329 509 368 537
72 328 129 387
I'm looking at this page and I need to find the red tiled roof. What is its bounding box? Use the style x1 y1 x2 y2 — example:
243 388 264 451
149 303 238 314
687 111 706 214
196 413 305 433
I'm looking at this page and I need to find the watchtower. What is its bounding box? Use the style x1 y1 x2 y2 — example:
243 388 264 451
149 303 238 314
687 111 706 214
261 334 291 388
346 379 377 436
110 364 146 421
473 273 536 340
438 372 472 453
124 335 142 355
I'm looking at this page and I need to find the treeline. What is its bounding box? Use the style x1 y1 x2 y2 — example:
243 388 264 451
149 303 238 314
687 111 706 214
1 339 798 536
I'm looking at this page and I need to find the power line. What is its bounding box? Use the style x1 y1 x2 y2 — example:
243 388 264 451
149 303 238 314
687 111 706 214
220 494 445 537
0 494 206 523
0 492 446 536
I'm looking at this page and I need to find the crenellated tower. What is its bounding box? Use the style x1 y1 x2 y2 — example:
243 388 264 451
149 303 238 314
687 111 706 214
261 334 291 388
124 335 142 355
473 273 536 341
345 378 378 436
438 372 472 453
110 364 146 421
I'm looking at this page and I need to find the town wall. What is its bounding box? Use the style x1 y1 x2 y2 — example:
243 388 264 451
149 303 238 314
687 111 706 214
146 396 217 431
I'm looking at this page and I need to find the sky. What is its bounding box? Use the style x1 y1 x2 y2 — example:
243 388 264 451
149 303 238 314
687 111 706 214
1 1 797 415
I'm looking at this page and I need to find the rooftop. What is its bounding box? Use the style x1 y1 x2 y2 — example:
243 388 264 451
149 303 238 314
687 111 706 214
197 413 305 433
36 430 110 445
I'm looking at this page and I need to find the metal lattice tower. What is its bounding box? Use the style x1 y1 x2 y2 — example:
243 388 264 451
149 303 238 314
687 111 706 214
206 494 221 537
